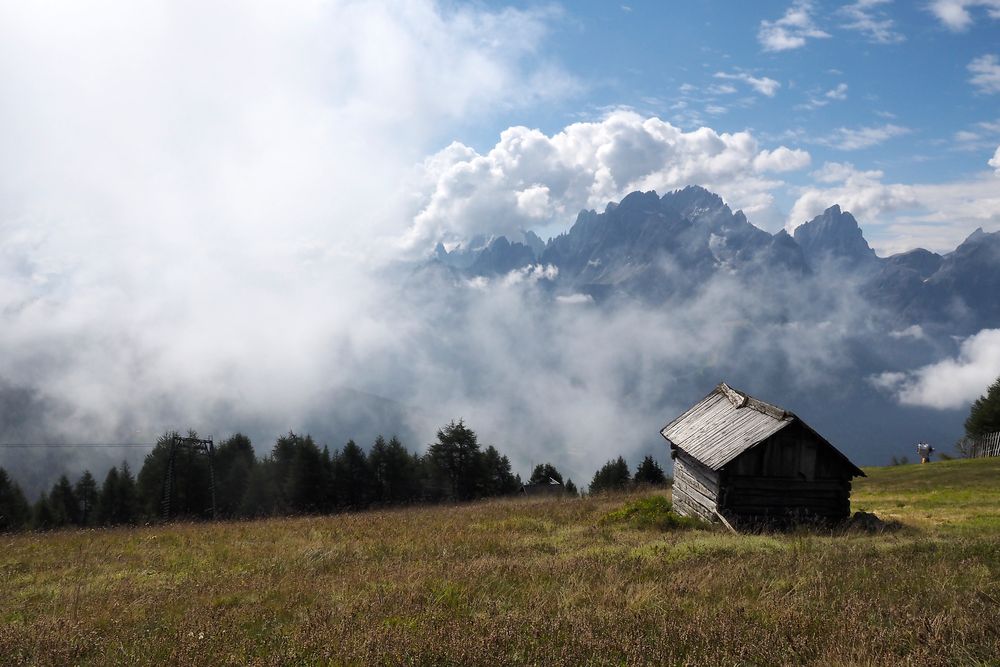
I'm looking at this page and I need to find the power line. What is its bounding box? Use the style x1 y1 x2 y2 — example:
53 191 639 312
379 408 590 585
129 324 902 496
0 443 154 448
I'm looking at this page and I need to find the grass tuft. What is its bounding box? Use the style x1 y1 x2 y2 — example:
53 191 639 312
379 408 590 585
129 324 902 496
600 494 702 531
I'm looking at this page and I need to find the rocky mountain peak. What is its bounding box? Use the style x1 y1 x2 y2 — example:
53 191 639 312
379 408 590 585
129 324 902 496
793 205 877 266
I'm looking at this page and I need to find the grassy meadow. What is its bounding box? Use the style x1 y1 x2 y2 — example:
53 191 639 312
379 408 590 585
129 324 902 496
1 457 998 665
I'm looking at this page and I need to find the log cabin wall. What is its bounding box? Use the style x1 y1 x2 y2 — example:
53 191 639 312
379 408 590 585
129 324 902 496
671 451 721 523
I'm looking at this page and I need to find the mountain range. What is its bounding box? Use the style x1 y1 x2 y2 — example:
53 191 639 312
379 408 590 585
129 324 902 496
433 185 1000 335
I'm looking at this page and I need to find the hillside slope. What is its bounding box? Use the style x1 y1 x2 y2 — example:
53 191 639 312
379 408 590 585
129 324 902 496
1 459 998 665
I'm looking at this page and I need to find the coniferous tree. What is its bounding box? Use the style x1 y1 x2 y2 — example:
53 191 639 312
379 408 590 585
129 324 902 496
320 446 337 511
75 470 99 527
215 433 255 517
50 475 80 526
370 435 421 504
239 460 279 517
284 434 326 514
0 468 31 532
335 440 373 509
965 376 1000 439
589 457 631 494
528 463 564 486
117 462 139 524
633 456 668 487
482 446 520 496
32 492 57 530
564 478 579 496
426 420 483 501
369 435 391 504
97 466 121 525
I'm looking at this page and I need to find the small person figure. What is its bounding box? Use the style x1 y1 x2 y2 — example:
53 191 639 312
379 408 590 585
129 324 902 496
917 442 934 464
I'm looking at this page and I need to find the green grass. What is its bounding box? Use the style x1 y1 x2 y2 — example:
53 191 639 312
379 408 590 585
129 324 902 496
854 456 1000 533
600 495 701 531
1 459 998 665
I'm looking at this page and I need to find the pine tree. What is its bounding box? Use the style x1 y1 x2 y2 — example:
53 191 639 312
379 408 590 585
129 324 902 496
239 460 279 517
633 456 668 487
0 468 31 532
369 435 391 503
482 446 520 496
32 492 56 530
426 420 484 501
215 433 256 517
528 463 564 486
117 462 139 524
74 470 99 527
285 434 326 514
335 440 373 509
50 475 80 526
965 376 1000 439
589 457 631 494
564 479 579 496
370 435 421 504
320 446 337 511
97 466 120 525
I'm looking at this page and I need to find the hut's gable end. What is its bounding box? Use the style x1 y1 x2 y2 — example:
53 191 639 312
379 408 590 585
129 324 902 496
725 422 854 480
671 452 720 523
719 423 853 521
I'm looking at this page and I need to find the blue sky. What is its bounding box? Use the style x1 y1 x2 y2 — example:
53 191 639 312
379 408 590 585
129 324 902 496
417 0 1000 254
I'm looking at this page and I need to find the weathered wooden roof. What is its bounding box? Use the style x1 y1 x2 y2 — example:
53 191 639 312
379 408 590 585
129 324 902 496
660 382 864 475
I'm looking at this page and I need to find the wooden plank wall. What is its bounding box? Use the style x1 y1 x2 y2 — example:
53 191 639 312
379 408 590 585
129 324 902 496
672 453 720 523
720 477 851 521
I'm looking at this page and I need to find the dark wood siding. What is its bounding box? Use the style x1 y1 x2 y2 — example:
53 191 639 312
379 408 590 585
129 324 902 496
718 422 853 523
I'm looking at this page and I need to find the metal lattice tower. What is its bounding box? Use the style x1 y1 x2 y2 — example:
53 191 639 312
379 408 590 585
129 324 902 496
160 434 217 521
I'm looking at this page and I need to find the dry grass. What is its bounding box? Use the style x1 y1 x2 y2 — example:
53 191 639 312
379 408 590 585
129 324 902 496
2 459 999 665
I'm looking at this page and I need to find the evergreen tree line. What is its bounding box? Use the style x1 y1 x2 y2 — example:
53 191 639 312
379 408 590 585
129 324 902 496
0 420 669 532
588 455 668 494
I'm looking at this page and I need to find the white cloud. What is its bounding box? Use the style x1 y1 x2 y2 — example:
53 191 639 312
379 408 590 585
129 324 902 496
797 83 848 110
0 0 575 443
753 147 812 172
758 1 830 51
706 83 738 95
889 325 926 340
990 145 1000 172
839 0 905 43
788 162 1000 253
873 329 1000 409
820 124 911 150
515 185 553 219
555 293 594 305
969 54 1000 93
714 71 781 96
407 110 813 245
826 83 849 100
789 162 917 232
927 0 1000 31
500 264 559 287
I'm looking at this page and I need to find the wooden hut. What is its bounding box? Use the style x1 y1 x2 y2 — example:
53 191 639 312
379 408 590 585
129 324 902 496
660 382 864 528
520 481 565 497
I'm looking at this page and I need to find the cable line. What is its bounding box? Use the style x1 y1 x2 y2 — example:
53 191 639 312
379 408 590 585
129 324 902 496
0 443 154 448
